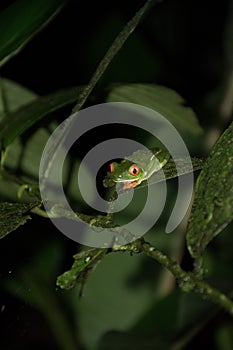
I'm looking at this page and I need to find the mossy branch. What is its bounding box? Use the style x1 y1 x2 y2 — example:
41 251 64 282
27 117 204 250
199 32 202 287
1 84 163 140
121 238 233 316
57 237 233 317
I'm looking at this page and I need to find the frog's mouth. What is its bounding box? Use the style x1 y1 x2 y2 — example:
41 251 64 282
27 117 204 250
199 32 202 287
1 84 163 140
113 178 139 189
122 180 138 189
113 177 139 190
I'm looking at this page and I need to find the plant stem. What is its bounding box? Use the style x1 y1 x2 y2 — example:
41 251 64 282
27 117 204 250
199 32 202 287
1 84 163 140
41 0 159 192
119 238 233 317
72 0 158 113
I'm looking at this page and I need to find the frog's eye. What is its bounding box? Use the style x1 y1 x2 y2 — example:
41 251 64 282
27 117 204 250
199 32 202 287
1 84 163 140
109 163 114 173
129 165 140 176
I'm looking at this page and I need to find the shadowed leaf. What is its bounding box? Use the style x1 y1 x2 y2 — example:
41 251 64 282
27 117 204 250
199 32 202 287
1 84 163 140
187 121 233 259
107 84 203 136
0 86 83 150
57 248 108 291
0 0 66 66
0 201 39 239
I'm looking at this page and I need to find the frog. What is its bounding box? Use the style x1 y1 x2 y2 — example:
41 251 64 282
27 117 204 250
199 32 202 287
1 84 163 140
105 147 170 190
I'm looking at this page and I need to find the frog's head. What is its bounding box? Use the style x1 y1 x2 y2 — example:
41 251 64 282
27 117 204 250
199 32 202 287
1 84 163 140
108 159 144 189
104 148 170 190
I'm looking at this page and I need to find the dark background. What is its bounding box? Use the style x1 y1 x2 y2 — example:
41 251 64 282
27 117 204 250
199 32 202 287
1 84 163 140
1 0 231 118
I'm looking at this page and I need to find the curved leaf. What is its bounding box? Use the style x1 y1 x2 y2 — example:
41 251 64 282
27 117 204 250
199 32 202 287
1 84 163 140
0 86 83 149
106 84 203 136
187 122 233 259
0 78 37 118
0 0 67 66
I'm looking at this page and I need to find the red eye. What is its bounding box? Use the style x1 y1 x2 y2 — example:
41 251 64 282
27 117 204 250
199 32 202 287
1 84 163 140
109 163 114 173
129 165 140 176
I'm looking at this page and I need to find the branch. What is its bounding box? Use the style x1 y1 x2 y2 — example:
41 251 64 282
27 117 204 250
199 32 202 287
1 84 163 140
115 238 233 316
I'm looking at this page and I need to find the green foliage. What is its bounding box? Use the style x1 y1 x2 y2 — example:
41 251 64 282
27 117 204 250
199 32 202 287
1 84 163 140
57 247 107 291
0 0 233 349
107 83 203 137
0 78 37 117
0 0 67 66
0 201 39 239
0 85 83 149
187 122 233 266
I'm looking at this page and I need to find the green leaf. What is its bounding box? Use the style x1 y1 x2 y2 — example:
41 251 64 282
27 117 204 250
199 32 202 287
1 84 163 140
0 80 84 202
75 252 154 350
97 291 181 350
98 331 169 350
106 84 203 136
133 289 181 334
149 156 204 185
0 201 39 239
187 122 233 259
0 86 83 149
0 78 37 118
56 248 107 291
134 156 204 190
0 0 67 66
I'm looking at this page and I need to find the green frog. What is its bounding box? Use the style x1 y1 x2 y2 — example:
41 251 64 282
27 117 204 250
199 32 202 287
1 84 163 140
105 147 170 189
